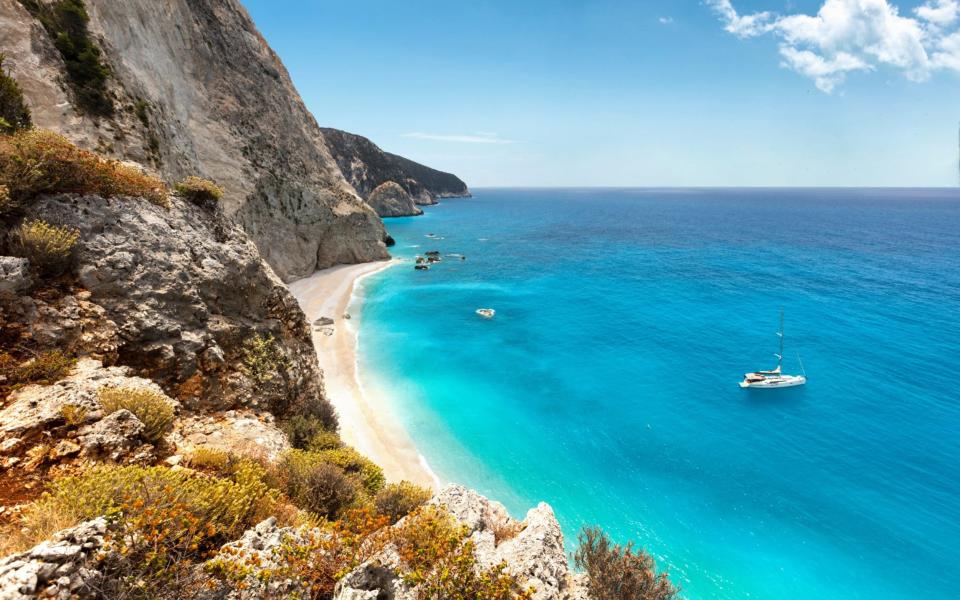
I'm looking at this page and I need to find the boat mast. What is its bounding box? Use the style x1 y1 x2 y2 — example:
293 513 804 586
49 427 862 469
778 308 784 371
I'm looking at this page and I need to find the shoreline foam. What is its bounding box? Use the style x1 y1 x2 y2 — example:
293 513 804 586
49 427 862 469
288 260 440 491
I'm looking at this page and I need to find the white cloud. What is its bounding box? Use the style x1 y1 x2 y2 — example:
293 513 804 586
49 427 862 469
706 0 774 37
659 16 674 25
707 0 960 92
402 132 516 144
916 0 960 27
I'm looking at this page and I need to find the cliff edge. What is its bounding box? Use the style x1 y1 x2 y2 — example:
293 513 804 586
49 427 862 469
0 0 389 281
322 127 471 216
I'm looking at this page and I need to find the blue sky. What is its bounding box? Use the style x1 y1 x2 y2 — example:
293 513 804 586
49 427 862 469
241 1 960 187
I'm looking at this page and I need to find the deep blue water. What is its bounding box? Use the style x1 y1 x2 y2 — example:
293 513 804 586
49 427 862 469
355 189 960 599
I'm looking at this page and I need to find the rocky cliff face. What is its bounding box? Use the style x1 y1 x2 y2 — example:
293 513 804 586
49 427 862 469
321 127 471 216
366 181 423 218
1 193 330 423
0 0 390 281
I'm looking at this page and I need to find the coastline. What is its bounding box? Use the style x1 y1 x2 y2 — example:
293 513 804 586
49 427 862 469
288 261 440 491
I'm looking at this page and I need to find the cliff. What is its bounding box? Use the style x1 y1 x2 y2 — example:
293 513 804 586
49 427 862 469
0 0 389 281
321 127 471 216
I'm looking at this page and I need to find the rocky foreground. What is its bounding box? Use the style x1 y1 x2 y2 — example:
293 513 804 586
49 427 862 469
0 486 589 600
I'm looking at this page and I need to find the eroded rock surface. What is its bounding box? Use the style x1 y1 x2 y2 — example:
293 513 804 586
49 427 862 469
366 181 423 218
0 518 107 600
171 409 289 461
16 194 327 419
333 484 583 600
0 359 165 455
0 258 31 296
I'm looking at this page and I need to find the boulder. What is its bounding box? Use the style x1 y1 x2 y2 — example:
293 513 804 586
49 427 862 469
204 518 312 599
0 359 171 464
365 181 422 218
0 518 107 599
77 409 147 462
170 409 289 461
0 257 31 295
334 484 581 600
18 194 328 419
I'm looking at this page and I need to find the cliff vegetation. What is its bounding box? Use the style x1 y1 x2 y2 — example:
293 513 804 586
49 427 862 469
16 0 112 116
0 54 31 133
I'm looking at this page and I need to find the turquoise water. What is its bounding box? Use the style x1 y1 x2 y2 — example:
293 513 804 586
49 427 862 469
355 189 960 599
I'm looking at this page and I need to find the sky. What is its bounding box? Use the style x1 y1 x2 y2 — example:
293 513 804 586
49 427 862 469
240 1 960 187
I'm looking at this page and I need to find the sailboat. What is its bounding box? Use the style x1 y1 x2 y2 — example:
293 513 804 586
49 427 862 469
739 310 806 389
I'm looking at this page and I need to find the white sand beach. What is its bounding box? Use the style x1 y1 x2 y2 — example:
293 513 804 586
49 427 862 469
288 261 439 491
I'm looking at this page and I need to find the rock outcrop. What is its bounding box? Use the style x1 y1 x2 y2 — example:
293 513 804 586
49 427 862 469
0 258 31 296
0 359 168 467
0 0 389 281
333 485 587 600
8 193 328 420
366 181 423 218
170 409 289 462
0 518 107 600
321 128 470 215
20 195 323 415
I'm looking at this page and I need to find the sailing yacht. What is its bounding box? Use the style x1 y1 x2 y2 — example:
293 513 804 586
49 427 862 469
740 310 806 389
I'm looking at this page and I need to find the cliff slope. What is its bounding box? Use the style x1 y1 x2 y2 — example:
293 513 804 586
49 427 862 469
0 0 389 281
321 127 470 216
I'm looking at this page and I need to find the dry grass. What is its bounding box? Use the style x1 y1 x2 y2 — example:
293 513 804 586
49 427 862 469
98 386 175 443
174 176 223 205
0 129 168 213
10 218 79 275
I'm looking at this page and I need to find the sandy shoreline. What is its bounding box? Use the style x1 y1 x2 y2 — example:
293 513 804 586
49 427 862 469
288 261 439 491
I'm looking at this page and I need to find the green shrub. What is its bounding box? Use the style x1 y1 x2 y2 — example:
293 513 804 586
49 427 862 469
300 392 339 433
59 403 88 427
275 449 358 519
308 428 343 451
133 99 149 127
2 349 75 387
574 526 678 600
208 507 392 599
98 386 175 443
21 463 275 546
393 505 533 599
174 175 223 206
186 446 232 473
10 218 79 275
283 414 342 450
0 129 168 211
317 446 385 497
0 54 31 133
375 481 432 524
18 0 113 116
240 332 290 385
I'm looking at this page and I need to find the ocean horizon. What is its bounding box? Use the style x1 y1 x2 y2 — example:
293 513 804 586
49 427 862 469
354 187 960 599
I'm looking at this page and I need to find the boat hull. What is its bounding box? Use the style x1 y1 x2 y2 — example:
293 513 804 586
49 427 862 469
739 375 806 389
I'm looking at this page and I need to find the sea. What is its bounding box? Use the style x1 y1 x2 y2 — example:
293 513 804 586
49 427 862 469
353 188 960 599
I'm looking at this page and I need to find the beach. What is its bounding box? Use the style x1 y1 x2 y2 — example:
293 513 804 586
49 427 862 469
288 261 438 490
